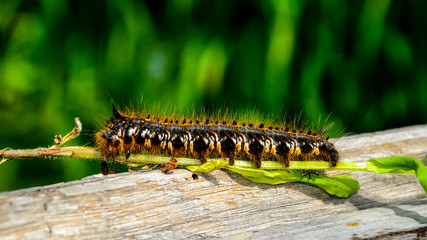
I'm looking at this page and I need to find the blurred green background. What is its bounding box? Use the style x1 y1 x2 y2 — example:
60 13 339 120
1 0 426 192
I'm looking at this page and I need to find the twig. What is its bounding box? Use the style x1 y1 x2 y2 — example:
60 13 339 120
0 146 416 175
0 148 12 165
51 117 82 148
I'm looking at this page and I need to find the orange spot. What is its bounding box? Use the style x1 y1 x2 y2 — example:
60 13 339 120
346 222 358 227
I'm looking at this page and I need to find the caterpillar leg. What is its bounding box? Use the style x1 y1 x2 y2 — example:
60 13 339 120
278 156 290 168
199 155 207 164
228 156 235 166
100 160 120 175
253 156 262 168
101 161 109 175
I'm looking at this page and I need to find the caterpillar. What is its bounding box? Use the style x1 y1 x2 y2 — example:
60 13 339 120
96 104 339 170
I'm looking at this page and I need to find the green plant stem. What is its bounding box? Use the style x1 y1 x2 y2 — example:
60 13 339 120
0 146 416 175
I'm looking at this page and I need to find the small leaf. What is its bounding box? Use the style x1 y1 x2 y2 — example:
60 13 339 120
288 172 360 198
187 159 228 173
367 157 427 193
225 165 293 184
224 166 359 198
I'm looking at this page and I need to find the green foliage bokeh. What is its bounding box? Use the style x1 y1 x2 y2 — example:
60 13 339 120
1 0 426 191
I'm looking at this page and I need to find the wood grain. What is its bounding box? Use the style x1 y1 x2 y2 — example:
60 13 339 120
1 125 427 239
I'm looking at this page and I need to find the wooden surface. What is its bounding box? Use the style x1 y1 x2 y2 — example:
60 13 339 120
1 125 427 239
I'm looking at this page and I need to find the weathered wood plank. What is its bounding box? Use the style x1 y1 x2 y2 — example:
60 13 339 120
1 125 427 239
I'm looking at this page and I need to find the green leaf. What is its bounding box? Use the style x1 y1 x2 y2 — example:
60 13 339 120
225 165 294 184
367 157 427 192
185 155 427 197
186 159 228 173
298 174 360 198
224 165 359 198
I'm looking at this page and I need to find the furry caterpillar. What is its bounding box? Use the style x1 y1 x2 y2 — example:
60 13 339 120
96 105 339 168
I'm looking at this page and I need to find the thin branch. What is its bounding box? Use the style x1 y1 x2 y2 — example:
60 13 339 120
0 146 416 175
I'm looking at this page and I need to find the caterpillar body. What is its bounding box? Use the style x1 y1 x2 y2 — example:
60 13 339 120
96 105 339 169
